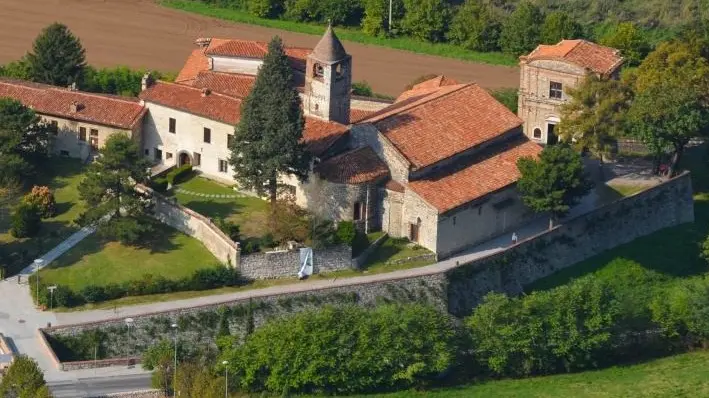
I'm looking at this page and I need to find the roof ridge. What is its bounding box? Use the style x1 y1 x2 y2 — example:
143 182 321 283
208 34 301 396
363 83 471 123
153 80 242 101
46 86 140 104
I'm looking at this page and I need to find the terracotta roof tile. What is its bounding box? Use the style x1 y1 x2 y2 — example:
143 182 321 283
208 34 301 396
408 137 542 213
315 147 389 184
303 118 348 157
139 81 242 125
524 40 623 75
175 48 210 84
192 71 255 98
396 75 459 102
364 84 523 170
350 108 376 123
203 38 310 71
0 78 145 129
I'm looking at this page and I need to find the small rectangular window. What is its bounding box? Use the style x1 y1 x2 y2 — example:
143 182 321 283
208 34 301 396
218 159 228 173
144 149 149 156
154 148 162 160
169 118 176 133
79 127 87 142
549 81 563 99
90 128 99 137
227 134 234 147
203 127 211 143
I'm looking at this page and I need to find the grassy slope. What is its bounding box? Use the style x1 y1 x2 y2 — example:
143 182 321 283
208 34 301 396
361 350 709 398
160 0 518 66
39 223 220 291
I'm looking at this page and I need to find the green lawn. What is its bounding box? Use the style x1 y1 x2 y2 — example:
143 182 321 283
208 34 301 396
170 174 270 238
358 350 709 398
39 223 220 291
0 158 86 275
359 236 436 273
160 0 518 67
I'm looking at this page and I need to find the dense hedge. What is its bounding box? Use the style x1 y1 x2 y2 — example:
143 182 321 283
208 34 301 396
221 304 462 394
149 177 168 193
166 165 193 185
31 266 242 308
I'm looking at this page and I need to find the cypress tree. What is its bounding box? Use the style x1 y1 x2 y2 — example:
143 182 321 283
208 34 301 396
26 23 86 86
229 36 311 205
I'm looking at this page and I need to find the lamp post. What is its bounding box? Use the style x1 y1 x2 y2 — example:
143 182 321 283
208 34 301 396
33 259 43 307
47 285 57 311
222 360 229 398
172 323 178 395
388 0 392 31
125 318 134 358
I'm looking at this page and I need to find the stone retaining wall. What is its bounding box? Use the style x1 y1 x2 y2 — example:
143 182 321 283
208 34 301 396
352 233 388 268
61 357 141 371
239 244 353 279
92 389 165 398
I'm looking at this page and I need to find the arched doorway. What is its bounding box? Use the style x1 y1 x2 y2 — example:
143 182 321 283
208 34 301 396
178 152 191 166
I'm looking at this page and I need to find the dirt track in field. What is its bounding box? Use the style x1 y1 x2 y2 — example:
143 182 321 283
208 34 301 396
0 0 519 95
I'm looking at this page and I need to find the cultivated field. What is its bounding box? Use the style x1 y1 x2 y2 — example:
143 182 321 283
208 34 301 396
0 0 519 95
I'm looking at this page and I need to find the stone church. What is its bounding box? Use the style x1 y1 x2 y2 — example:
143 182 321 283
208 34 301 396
0 28 622 259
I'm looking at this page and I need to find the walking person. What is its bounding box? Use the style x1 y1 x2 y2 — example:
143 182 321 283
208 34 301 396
511 232 518 245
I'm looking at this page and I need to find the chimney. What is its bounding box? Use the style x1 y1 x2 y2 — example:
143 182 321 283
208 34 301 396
201 88 211 97
67 82 77 91
195 37 212 48
69 101 82 113
141 72 154 92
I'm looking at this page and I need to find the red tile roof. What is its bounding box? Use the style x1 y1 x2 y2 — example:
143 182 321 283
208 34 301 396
350 108 376 123
175 48 210 84
315 147 389 184
192 71 255 99
0 78 145 129
204 39 310 71
523 40 624 75
362 83 523 170
385 179 405 193
408 138 542 213
396 75 459 102
139 81 242 125
303 118 349 156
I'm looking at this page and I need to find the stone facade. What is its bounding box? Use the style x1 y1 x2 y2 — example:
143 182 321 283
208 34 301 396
303 50 352 124
140 102 236 184
239 244 352 279
46 115 138 160
350 124 411 181
401 189 439 251
381 187 404 237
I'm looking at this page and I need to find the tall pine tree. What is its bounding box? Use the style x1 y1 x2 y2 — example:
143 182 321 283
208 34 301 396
26 23 86 86
229 36 311 205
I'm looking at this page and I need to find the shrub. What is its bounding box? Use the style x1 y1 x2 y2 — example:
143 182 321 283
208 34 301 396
335 221 356 245
259 233 276 249
222 304 461 394
150 177 168 193
166 164 193 185
352 81 374 97
650 277 709 344
80 285 107 303
242 239 260 254
23 185 56 218
215 218 240 242
11 202 42 238
309 218 337 249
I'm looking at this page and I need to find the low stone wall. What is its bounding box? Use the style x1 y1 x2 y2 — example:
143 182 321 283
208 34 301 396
240 244 353 279
137 184 239 266
60 357 141 371
92 390 165 398
446 171 695 316
387 252 437 266
352 233 388 269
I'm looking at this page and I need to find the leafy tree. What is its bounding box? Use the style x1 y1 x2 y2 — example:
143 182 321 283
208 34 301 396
270 197 310 243
351 81 374 96
78 134 153 244
629 41 709 177
401 0 450 42
0 58 32 80
499 2 544 55
0 98 53 186
26 23 86 86
222 304 459 394
650 277 709 342
362 0 404 36
447 1 501 51
11 201 42 238
248 0 281 18
540 11 583 44
23 186 57 218
702 234 709 264
599 22 651 67
143 339 179 394
0 355 52 398
517 144 592 229
229 36 310 205
558 75 633 165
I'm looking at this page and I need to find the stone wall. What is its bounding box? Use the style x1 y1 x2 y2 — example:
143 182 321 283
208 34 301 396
92 390 165 398
352 233 388 268
446 171 695 316
138 185 239 266
239 244 353 279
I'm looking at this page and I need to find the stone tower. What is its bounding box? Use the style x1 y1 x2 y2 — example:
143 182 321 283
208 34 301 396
304 24 352 124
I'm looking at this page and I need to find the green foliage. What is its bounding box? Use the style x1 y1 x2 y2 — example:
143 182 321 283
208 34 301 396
166 164 193 185
269 197 309 243
11 201 42 238
78 134 153 244
26 22 86 86
541 11 584 44
150 177 168 193
284 0 364 25
401 0 450 42
499 1 543 55
489 88 518 113
309 217 337 249
248 0 280 18
80 66 176 96
0 58 32 80
447 1 501 52
229 36 310 203
516 144 593 227
335 220 357 245
600 22 652 67
352 80 374 96
0 98 52 186
215 218 241 242
23 185 57 218
0 355 50 398
175 362 225 398
222 304 460 394
468 277 623 377
702 234 709 264
362 0 403 36
650 277 709 342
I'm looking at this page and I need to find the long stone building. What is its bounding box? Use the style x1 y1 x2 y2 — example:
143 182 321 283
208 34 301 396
0 30 622 259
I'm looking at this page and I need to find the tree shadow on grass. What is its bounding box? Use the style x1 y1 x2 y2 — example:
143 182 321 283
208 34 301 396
0 220 80 275
180 199 243 220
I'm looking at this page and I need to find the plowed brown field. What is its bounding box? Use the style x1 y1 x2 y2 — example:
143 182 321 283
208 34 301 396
0 0 519 95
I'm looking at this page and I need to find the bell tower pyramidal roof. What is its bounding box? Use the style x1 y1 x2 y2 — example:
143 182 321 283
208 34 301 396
311 23 348 63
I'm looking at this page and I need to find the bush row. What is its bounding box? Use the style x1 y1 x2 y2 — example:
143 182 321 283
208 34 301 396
166 165 193 185
31 266 242 308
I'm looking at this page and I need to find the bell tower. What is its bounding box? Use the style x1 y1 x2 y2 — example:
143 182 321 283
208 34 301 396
304 24 352 124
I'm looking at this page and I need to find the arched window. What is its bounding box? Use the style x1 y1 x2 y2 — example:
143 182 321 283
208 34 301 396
313 63 324 78
533 128 542 139
335 63 345 79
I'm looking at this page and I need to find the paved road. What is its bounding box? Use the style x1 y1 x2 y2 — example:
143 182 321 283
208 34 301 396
49 374 153 398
